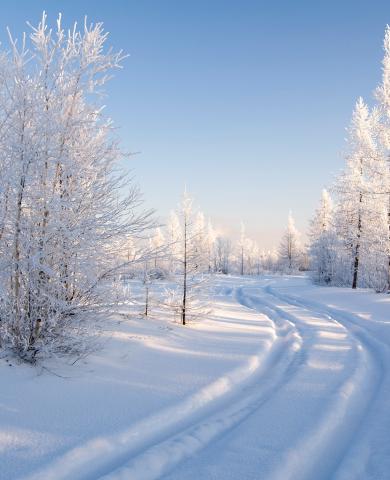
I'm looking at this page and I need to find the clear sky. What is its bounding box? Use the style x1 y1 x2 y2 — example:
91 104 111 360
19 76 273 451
0 0 389 248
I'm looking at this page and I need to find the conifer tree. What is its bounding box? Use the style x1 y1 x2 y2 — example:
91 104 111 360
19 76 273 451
278 212 302 272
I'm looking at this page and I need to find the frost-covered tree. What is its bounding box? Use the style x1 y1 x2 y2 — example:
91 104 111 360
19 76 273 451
374 26 390 290
206 219 217 273
334 98 388 289
248 240 263 275
0 14 153 359
309 189 338 284
214 236 231 274
168 191 209 325
150 227 165 271
166 210 181 275
307 26 390 292
263 249 279 272
336 98 370 288
238 223 247 275
278 212 302 272
193 211 209 272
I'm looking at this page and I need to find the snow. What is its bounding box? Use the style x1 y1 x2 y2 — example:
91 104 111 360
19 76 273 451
1 275 390 479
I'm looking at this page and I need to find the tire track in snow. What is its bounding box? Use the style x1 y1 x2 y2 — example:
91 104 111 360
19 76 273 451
98 315 301 480
97 285 312 480
105 283 376 480
265 285 386 479
22 286 300 480
261 285 382 480
159 283 380 480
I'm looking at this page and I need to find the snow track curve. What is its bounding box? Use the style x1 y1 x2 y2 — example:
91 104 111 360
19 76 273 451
163 282 380 480
23 283 300 480
22 277 384 480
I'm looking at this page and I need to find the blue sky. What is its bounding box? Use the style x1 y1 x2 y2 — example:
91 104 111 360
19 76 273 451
1 1 389 247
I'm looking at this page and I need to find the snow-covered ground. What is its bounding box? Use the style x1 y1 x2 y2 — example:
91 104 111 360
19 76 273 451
1 275 389 480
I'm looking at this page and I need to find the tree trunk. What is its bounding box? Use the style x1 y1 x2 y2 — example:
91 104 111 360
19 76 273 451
352 195 362 289
352 245 360 289
13 122 28 336
181 217 187 325
387 196 390 291
145 285 149 316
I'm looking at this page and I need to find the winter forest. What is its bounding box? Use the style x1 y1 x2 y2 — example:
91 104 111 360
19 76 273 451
2 7 390 480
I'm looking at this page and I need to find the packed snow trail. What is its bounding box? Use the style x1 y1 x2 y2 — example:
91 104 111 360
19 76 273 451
158 280 380 480
90 279 378 480
96 293 303 480
265 280 390 479
20 278 300 480
3 276 389 479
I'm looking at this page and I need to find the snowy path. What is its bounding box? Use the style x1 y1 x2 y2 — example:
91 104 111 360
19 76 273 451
159 281 380 480
264 280 390 479
21 280 301 480
2 276 389 479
